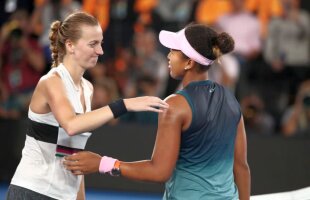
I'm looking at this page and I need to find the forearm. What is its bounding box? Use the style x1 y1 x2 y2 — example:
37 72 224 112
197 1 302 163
234 163 251 200
64 106 114 135
120 160 170 183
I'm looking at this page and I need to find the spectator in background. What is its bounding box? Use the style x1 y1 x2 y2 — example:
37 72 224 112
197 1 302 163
217 0 261 98
217 0 261 63
102 0 137 61
31 0 80 65
195 0 232 26
259 0 310 128
92 78 120 125
208 54 240 93
245 0 283 38
134 0 157 30
82 0 110 32
124 29 168 98
264 0 310 93
0 10 45 119
281 80 310 137
153 0 195 31
241 93 275 135
122 75 159 124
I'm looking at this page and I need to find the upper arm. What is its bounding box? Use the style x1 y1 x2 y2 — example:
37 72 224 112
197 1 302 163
150 94 190 179
41 73 77 129
234 116 248 166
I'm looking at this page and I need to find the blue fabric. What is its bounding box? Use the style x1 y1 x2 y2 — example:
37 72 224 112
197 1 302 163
163 80 241 200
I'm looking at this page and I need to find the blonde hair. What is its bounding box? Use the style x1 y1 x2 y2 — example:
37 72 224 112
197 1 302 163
49 11 99 67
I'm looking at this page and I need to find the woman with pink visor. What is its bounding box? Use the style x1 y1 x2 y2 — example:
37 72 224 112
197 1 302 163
64 23 251 200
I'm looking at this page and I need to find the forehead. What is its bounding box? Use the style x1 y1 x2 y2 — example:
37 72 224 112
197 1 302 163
79 24 103 41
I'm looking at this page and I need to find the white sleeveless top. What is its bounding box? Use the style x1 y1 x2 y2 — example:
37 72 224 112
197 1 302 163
11 63 92 200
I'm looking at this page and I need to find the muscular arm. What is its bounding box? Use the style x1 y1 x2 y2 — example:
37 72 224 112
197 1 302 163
120 95 188 182
31 74 114 135
233 116 251 200
64 94 190 182
30 73 168 136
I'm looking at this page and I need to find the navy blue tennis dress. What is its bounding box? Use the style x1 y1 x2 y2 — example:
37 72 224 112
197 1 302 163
163 80 241 200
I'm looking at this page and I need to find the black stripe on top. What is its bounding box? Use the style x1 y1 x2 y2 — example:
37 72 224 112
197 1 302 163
27 119 58 144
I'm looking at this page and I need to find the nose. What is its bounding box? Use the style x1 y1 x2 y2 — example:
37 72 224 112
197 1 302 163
96 45 104 55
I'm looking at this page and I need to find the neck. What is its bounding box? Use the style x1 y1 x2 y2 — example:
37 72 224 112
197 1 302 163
62 56 85 85
182 71 208 88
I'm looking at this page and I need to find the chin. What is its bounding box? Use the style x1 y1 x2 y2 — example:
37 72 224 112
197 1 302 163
87 61 98 69
170 72 182 80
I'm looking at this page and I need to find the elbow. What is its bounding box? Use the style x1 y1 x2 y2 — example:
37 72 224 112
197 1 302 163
62 123 78 136
151 170 172 183
160 175 171 182
234 160 250 174
154 175 170 183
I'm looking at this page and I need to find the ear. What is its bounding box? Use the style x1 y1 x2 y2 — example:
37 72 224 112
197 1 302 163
184 59 194 70
65 39 75 54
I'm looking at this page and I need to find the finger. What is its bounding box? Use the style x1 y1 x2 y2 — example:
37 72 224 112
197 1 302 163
63 160 80 167
158 99 169 106
65 164 82 171
64 154 78 161
72 170 83 176
157 102 169 109
153 98 169 108
147 107 164 113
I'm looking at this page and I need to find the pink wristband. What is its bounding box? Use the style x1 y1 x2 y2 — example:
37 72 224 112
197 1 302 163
99 156 117 174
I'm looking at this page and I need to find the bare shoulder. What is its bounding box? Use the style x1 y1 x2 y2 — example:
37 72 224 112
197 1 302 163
164 94 189 109
29 72 64 113
162 94 190 119
39 72 63 90
158 94 191 132
36 72 67 99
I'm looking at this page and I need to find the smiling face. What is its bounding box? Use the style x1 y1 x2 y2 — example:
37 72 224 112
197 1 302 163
167 49 189 80
70 24 104 69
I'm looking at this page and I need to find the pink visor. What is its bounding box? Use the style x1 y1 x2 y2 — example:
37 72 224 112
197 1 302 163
159 28 214 66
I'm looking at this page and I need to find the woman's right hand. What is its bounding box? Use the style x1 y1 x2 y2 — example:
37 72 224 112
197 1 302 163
124 96 169 113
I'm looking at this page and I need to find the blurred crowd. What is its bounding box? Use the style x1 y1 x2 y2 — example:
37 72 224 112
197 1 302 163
0 0 309 137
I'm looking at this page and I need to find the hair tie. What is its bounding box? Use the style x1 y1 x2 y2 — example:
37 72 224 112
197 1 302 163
213 47 221 58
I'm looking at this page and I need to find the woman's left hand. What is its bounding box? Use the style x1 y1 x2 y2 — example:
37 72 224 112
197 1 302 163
124 96 169 113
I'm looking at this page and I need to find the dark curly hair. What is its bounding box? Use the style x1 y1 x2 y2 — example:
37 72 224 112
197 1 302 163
184 24 235 71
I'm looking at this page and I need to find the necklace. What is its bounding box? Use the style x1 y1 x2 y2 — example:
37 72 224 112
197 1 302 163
73 83 82 92
74 83 80 92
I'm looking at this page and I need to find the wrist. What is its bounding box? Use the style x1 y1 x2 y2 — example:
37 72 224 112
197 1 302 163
108 99 128 118
99 156 117 174
99 156 121 176
110 160 121 177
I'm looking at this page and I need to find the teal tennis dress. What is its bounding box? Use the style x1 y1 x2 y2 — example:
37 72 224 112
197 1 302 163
163 80 241 200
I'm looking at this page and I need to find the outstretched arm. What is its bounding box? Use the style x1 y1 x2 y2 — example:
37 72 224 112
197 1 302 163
233 116 251 200
64 94 190 182
30 74 168 136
